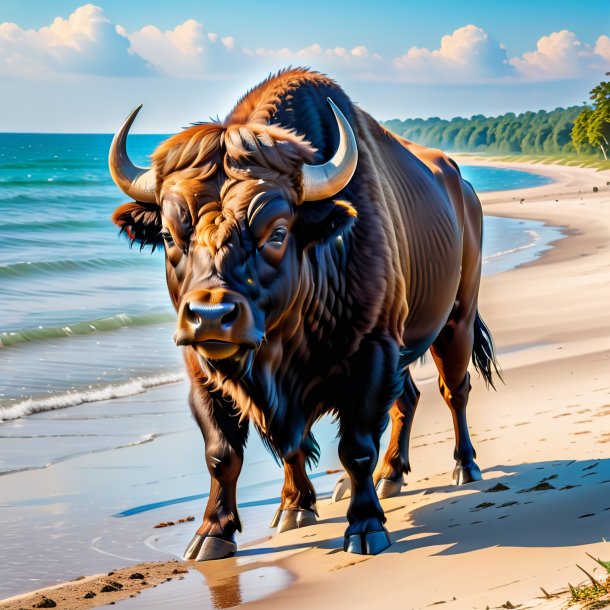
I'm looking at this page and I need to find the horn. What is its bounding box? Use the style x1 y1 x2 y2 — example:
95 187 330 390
301 98 358 202
108 105 157 204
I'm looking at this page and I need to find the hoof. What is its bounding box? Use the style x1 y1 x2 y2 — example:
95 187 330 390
183 533 236 561
376 477 404 499
344 528 391 555
270 508 318 533
268 507 282 529
453 461 483 485
331 475 351 502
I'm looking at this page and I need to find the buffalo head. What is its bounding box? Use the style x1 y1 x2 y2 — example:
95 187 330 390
109 100 358 379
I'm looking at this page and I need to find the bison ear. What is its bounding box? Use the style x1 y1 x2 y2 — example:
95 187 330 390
297 199 357 247
112 201 163 250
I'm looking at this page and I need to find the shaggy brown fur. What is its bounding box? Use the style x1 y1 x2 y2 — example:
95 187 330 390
111 68 500 559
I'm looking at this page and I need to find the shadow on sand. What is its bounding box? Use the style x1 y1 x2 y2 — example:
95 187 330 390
238 457 610 558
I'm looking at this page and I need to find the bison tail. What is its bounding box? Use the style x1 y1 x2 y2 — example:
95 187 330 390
471 311 503 390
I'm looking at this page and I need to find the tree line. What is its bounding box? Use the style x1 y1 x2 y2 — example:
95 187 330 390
382 107 583 155
382 76 610 158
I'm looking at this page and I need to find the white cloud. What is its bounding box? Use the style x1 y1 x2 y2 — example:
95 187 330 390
595 35 610 63
242 42 383 78
246 42 383 63
222 36 235 50
123 20 239 78
510 30 610 80
393 25 515 82
126 19 206 78
0 4 151 78
1 7 609 87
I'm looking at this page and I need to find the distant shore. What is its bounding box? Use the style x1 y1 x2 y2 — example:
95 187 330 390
2 158 610 610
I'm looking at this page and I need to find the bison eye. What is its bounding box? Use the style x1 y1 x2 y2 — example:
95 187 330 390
160 228 175 247
266 226 287 247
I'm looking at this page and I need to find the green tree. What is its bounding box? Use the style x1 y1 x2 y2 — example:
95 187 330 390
572 108 593 154
571 75 610 159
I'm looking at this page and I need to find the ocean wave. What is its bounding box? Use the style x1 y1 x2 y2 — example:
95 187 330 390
0 177 106 187
0 256 141 278
483 230 540 262
5 218 102 232
0 311 175 347
0 157 103 170
0 191 115 204
0 372 185 422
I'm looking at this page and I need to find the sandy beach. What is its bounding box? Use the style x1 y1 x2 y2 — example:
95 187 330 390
2 157 610 610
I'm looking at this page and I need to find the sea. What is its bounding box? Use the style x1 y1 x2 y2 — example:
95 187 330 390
0 134 558 423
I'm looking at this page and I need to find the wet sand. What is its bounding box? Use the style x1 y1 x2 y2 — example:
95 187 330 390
0 383 341 604
2 159 610 609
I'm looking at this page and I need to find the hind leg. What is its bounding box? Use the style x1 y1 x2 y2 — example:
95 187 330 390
374 369 420 498
269 449 318 533
431 311 482 485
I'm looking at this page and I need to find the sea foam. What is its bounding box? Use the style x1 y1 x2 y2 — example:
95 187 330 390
0 371 184 422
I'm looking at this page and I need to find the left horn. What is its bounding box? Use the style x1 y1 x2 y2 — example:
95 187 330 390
301 98 358 202
108 105 157 204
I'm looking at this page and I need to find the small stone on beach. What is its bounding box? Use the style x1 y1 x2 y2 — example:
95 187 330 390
83 592 96 599
177 516 195 523
33 598 56 608
129 572 145 580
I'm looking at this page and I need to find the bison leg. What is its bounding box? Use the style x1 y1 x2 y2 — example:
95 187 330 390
184 388 248 561
374 368 420 498
338 334 403 555
270 449 318 533
431 318 482 485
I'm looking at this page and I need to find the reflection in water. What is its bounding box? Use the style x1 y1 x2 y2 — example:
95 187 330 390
193 559 294 609
209 574 242 608
112 561 293 609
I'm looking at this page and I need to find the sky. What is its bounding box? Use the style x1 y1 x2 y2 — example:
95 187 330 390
0 0 609 133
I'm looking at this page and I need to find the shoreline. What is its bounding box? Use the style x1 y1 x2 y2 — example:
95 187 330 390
2 157 610 610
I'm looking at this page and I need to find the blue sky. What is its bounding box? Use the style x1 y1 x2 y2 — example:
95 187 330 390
1 1 608 132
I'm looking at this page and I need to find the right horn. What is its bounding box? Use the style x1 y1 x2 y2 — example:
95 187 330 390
300 98 358 202
108 105 157 204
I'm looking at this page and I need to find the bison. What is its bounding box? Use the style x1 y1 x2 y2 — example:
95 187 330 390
108 68 500 560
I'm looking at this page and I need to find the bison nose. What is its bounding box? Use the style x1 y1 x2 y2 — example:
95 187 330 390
187 301 239 329
173 301 243 357
174 289 260 356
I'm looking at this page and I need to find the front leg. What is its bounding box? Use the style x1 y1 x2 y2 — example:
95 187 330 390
269 448 318 533
183 385 248 561
338 333 404 555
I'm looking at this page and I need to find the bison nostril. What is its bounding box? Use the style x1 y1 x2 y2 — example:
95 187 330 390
184 301 239 329
221 303 239 327
185 305 201 327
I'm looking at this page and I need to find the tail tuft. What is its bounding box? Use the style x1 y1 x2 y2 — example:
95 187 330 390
472 311 503 390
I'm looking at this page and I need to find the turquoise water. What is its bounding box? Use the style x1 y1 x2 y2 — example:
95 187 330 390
0 134 560 421
461 165 553 192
